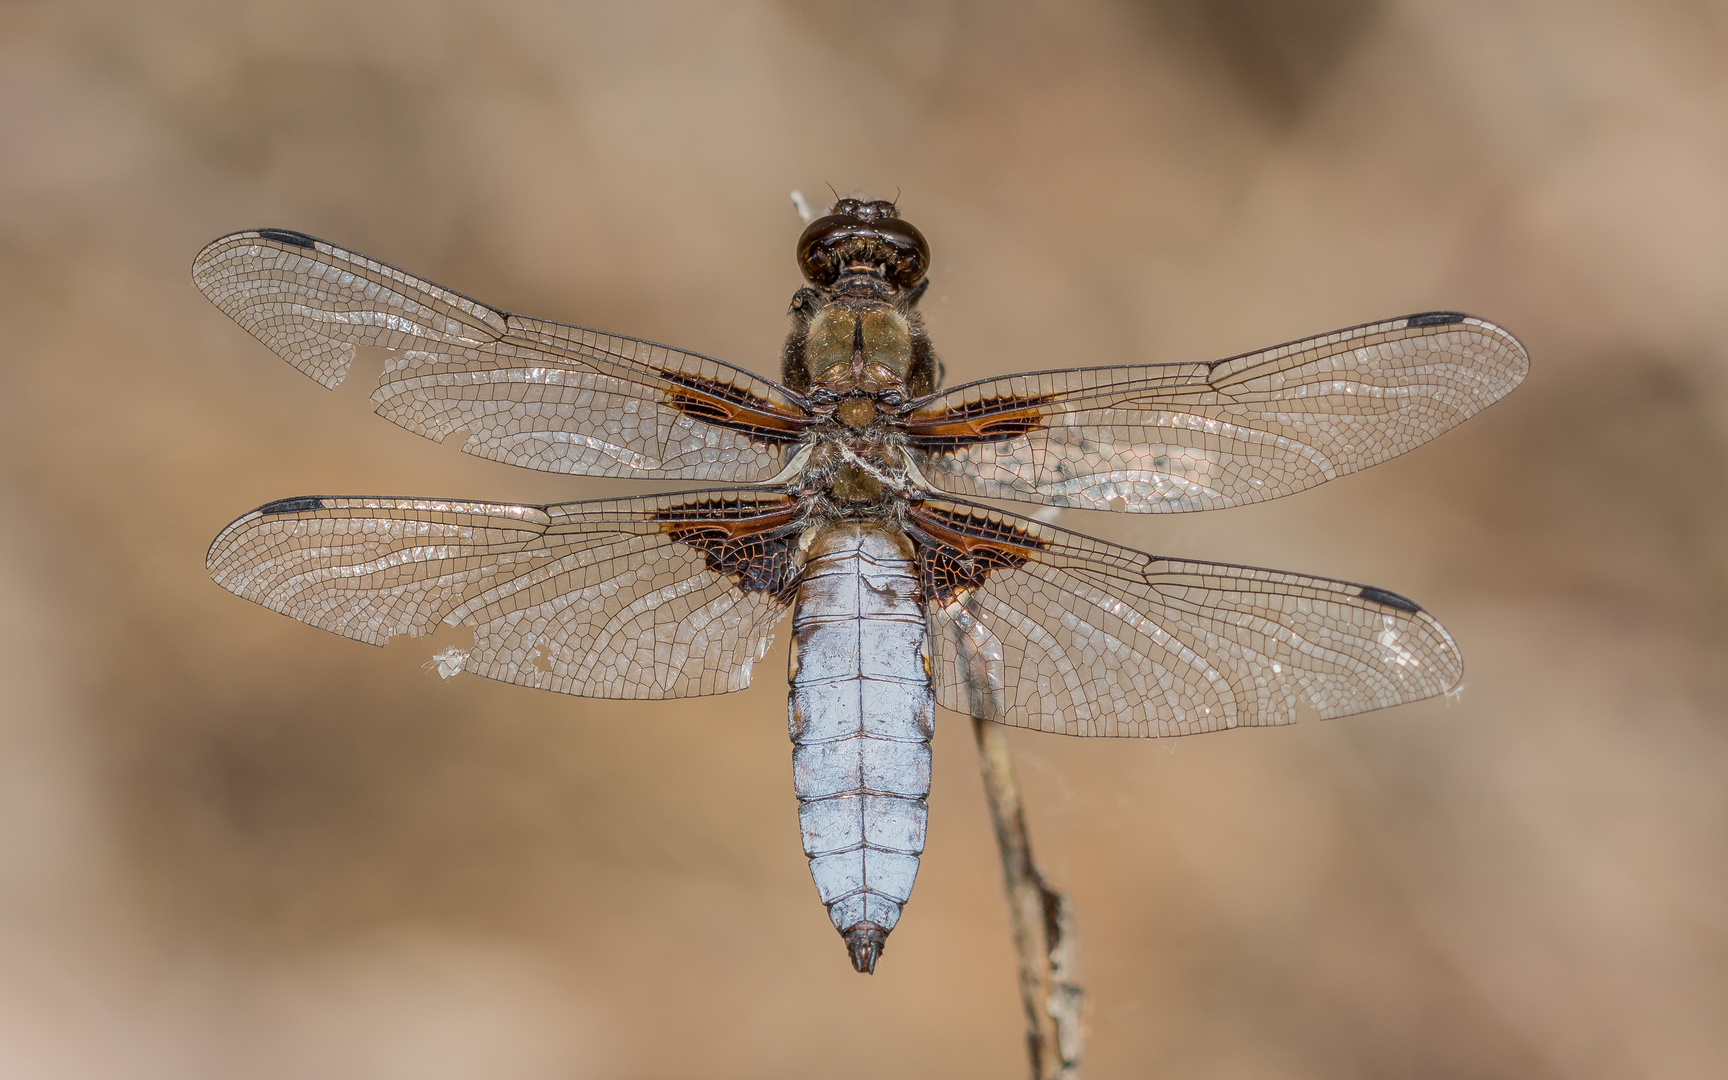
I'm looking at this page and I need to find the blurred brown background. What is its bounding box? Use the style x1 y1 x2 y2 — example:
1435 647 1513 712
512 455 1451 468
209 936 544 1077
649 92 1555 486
2 1 1726 1077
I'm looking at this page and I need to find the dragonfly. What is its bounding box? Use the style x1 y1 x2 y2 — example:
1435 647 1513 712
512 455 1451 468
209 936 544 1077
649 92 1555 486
194 198 1527 973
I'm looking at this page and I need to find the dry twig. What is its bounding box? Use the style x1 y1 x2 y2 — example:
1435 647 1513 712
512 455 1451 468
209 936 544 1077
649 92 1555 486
973 716 1085 1079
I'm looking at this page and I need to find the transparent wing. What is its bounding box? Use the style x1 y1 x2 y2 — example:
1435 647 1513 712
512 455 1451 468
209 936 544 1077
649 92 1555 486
904 313 1526 512
206 490 801 699
909 500 1460 736
193 230 814 482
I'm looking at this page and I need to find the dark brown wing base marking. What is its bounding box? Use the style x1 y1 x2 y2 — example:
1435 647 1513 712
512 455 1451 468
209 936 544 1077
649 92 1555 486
905 502 1038 603
656 497 804 600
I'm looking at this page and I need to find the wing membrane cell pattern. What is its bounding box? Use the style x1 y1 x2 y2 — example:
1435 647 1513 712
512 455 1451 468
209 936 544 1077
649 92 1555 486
193 231 812 483
912 500 1461 737
207 490 797 699
907 314 1527 513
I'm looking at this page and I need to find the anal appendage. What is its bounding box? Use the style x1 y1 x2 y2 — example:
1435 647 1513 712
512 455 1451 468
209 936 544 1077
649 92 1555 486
845 922 888 974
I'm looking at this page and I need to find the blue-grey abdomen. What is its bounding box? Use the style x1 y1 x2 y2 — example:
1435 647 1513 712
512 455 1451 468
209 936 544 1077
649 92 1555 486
788 524 933 973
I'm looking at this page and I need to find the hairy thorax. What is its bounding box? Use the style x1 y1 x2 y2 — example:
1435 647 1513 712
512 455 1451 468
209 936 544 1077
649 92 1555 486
779 291 936 511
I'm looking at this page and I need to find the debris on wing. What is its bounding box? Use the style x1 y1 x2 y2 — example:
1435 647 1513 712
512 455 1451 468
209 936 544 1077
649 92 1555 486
424 647 470 679
790 190 816 224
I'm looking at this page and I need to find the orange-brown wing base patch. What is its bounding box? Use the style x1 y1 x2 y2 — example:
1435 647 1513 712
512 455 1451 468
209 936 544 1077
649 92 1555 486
902 395 1052 447
656 368 814 444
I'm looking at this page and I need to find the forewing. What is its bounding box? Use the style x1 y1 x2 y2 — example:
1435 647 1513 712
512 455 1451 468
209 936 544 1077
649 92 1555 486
909 500 1461 736
207 490 801 699
904 313 1526 511
192 230 813 482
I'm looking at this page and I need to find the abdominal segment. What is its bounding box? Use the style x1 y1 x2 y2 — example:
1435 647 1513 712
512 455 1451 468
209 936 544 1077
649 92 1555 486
787 524 933 974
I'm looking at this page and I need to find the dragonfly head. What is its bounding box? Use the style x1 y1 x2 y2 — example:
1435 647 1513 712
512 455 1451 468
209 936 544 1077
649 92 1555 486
797 198 929 294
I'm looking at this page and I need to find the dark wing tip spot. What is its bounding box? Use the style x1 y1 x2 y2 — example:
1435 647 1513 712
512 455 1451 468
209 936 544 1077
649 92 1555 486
258 496 325 515
1359 585 1422 613
255 228 319 249
1405 311 1466 328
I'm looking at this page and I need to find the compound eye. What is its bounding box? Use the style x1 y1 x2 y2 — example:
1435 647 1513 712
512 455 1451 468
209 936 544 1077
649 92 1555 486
872 218 929 289
795 212 932 290
796 216 853 286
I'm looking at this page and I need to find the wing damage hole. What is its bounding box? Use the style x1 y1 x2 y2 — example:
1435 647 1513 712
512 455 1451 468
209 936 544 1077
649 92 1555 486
342 343 391 398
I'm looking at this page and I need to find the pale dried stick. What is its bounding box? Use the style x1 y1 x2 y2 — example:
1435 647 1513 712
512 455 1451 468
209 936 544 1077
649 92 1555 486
973 716 1085 1080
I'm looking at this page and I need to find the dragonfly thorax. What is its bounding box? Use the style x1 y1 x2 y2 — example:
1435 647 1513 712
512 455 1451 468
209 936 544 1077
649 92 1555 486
804 304 912 400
